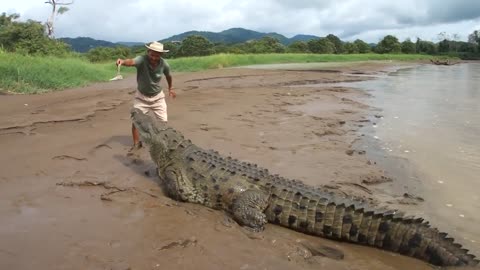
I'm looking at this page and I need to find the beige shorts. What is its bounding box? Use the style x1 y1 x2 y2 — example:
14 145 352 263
133 90 168 121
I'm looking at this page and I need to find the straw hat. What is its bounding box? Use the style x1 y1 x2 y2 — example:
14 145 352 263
145 41 169 53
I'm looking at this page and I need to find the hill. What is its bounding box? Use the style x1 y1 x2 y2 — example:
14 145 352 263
59 37 144 53
59 28 321 52
161 27 318 45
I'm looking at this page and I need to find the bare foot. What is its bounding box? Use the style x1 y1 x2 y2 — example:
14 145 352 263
127 142 143 157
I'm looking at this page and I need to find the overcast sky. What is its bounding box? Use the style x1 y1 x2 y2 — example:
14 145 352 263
2 0 480 43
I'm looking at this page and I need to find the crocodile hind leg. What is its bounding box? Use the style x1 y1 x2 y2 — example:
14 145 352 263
232 189 270 230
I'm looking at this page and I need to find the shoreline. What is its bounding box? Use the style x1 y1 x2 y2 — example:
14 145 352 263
0 60 468 270
348 62 480 256
282 62 428 206
346 64 427 204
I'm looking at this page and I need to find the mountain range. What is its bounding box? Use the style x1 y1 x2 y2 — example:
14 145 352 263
59 37 144 53
60 28 320 52
161 28 319 45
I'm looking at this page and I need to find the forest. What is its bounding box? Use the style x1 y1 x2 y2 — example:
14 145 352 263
2 13 479 63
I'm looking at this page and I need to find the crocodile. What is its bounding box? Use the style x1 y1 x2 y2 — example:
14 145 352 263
131 108 479 267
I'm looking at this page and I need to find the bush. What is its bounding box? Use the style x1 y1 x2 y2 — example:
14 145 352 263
86 46 133 62
176 35 215 57
288 41 310 53
354 39 371 53
0 13 71 57
308 38 335 54
376 35 401 54
401 39 416 54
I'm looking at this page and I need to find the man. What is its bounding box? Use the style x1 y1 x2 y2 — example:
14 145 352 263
116 41 176 154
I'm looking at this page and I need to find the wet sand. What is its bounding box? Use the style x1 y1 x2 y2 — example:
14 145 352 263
0 61 474 270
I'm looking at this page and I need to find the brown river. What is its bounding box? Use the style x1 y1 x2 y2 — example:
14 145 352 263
344 62 480 256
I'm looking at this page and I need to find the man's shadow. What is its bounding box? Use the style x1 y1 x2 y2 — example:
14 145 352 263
104 135 163 187
103 135 131 148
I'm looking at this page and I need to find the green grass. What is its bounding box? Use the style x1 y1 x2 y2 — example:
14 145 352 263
0 51 451 93
0 52 119 94
168 53 439 72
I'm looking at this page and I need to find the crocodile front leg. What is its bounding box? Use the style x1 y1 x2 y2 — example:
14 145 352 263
162 165 196 203
232 189 270 230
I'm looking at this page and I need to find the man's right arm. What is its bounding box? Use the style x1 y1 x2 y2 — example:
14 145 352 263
116 58 136 67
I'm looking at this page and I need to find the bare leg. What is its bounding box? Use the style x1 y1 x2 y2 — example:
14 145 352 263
132 123 141 147
128 123 142 156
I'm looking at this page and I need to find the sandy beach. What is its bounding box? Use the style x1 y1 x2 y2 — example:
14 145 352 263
0 61 475 270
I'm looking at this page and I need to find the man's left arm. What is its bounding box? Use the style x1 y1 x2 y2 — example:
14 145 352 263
164 62 176 99
166 74 176 99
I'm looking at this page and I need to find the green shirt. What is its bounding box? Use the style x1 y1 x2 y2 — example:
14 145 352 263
134 55 171 96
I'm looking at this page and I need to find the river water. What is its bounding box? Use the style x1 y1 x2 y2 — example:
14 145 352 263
344 63 480 255
247 61 480 255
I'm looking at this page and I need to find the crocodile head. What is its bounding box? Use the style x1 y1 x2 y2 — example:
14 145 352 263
131 109 198 201
130 109 175 166
131 108 167 142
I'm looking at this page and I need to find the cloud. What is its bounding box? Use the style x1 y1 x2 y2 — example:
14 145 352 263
1 0 479 43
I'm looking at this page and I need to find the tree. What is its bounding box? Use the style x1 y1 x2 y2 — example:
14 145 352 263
416 38 437 54
326 34 344 53
227 43 248 54
86 46 132 62
437 39 452 53
287 41 310 53
401 38 416 54
353 39 370 53
468 30 480 52
458 42 477 53
436 32 462 52
437 31 450 42
0 13 70 55
375 35 401 54
177 35 215 57
0 12 19 26
0 13 19 48
343 42 359 54
162 41 180 58
44 0 74 38
307 38 335 54
468 30 479 44
452 33 461 41
247 36 285 53
212 42 229 54
452 34 462 52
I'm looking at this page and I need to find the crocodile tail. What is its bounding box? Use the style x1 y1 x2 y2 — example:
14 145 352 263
266 192 479 266
342 207 478 266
